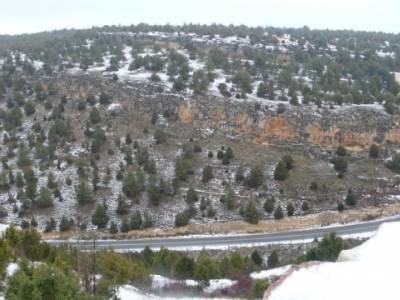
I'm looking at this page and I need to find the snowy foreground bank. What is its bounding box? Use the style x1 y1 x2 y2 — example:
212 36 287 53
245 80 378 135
266 221 400 300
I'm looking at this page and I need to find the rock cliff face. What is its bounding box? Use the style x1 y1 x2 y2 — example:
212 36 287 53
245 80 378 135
59 74 400 149
176 98 400 148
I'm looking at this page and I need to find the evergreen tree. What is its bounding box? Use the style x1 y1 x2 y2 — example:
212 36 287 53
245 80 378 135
274 205 284 220
369 144 380 159
267 250 279 268
244 201 259 224
201 165 213 183
336 145 347 157
251 250 263 266
186 187 199 203
91 204 109 229
147 176 161 206
35 187 53 208
130 211 142 230
287 202 295 216
345 189 356 206
175 256 195 279
274 160 288 181
263 198 274 213
116 194 129 215
225 186 237 210
75 181 94 205
245 166 264 188
143 212 153 228
109 221 118 234
175 212 190 227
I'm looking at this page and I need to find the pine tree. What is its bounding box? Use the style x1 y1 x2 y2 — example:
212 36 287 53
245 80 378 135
245 166 264 188
274 161 288 181
116 194 129 215
244 201 259 224
369 144 380 158
175 212 190 227
287 202 295 216
36 187 53 208
148 175 161 206
91 204 109 229
225 186 237 210
109 221 118 234
263 198 274 213
336 145 347 157
267 250 279 268
274 205 284 220
201 165 213 183
345 189 356 206
75 181 94 205
337 201 345 212
186 187 199 203
251 250 263 266
130 211 142 230
143 212 153 228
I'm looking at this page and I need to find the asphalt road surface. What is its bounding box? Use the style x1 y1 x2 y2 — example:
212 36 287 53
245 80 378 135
48 216 400 251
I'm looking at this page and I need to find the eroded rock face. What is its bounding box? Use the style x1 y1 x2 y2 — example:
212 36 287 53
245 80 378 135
176 98 399 148
59 74 400 149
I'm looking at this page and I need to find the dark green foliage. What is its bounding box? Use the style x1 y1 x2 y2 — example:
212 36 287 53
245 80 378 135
301 201 310 211
175 157 193 181
110 221 118 234
306 233 346 261
130 211 143 230
44 218 56 232
233 70 253 94
386 154 400 173
35 187 53 208
250 280 270 299
89 107 101 124
6 264 80 300
345 188 356 206
174 256 195 279
243 200 259 224
153 128 167 144
186 187 198 203
267 250 279 268
224 186 237 210
310 181 318 191
23 101 35 116
336 145 347 157
274 205 284 220
369 144 380 159
338 201 345 212
334 157 348 173
286 202 295 216
75 181 94 205
147 176 161 206
245 166 264 188
92 204 109 229
263 198 274 213
116 194 129 215
59 216 74 232
201 165 213 183
274 160 288 181
251 250 263 266
175 211 190 227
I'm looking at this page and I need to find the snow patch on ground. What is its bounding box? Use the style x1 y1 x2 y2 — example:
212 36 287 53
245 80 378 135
115 284 238 300
267 222 400 300
6 263 19 277
250 265 292 280
204 279 237 294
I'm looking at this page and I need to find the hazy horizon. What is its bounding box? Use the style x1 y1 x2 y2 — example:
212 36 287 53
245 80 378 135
1 0 399 35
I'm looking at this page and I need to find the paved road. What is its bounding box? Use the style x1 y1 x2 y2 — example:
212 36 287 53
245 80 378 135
48 216 400 251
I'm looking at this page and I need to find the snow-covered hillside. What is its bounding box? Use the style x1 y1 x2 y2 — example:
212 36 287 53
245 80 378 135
265 221 400 300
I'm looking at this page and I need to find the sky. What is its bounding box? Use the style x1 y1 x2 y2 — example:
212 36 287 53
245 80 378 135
0 0 399 35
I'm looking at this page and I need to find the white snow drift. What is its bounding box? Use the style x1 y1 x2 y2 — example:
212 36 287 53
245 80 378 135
267 221 400 300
